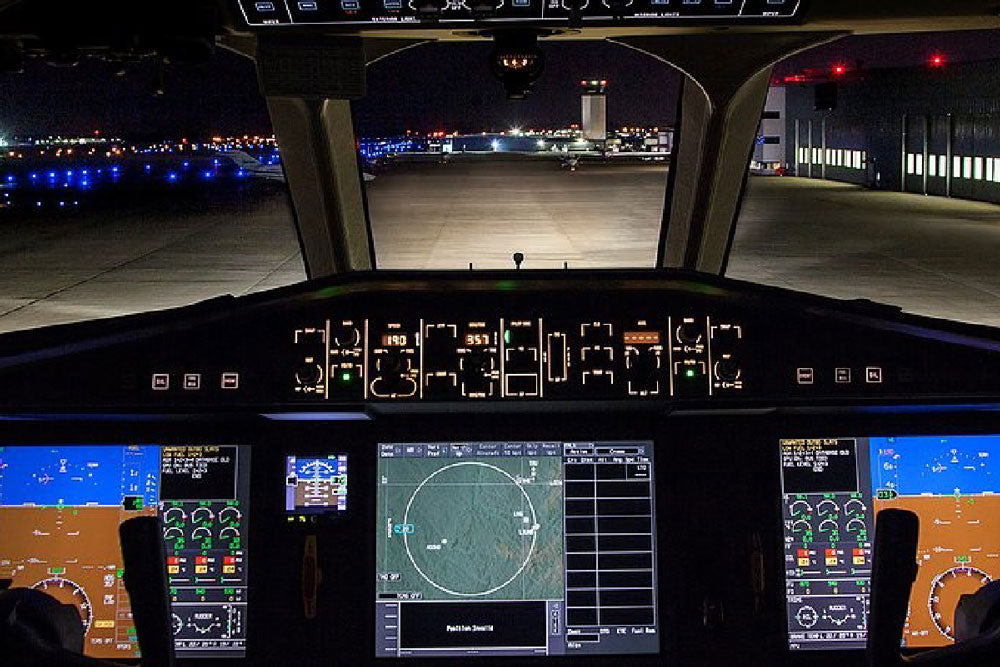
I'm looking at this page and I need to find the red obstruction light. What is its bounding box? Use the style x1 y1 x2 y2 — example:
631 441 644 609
929 53 946 68
831 63 847 77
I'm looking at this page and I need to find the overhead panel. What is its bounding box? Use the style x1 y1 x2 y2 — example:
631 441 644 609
237 0 801 28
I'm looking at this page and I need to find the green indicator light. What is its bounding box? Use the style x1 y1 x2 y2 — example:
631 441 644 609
116 569 124 578
341 372 352 382
49 567 65 574
957 555 971 562
685 369 696 378
504 330 511 345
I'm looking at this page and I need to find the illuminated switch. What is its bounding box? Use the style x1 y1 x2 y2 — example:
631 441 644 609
853 549 866 565
797 558 809 566
796 367 814 385
223 556 236 565
221 372 240 390
152 373 170 391
825 549 838 566
195 565 208 574
866 366 883 384
166 556 180 565
168 565 180 574
183 373 201 390
223 565 236 574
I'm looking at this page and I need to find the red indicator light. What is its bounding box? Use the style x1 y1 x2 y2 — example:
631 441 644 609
929 53 946 68
223 556 236 565
166 556 180 565
195 556 208 565
832 63 847 76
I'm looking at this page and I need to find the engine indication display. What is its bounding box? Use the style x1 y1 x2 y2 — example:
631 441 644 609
779 434 1000 651
0 444 250 660
375 441 659 658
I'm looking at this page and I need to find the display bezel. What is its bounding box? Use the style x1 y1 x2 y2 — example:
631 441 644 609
0 416 261 667
757 409 1000 667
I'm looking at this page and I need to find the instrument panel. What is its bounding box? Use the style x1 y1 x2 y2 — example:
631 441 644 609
3 270 1000 411
236 0 802 27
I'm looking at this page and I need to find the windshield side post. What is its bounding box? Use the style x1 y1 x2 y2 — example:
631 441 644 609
613 33 846 274
258 37 427 278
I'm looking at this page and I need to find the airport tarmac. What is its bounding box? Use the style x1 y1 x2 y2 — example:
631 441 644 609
2 161 1000 332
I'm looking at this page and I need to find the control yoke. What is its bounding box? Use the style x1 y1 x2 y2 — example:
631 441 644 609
0 516 174 667
868 509 1000 666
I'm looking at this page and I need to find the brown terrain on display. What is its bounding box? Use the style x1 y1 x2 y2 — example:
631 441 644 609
874 495 1000 647
0 505 156 658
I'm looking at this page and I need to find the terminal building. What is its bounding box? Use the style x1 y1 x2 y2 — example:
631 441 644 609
780 58 1000 205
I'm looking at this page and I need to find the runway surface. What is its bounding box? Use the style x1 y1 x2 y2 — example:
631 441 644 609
2 162 1000 331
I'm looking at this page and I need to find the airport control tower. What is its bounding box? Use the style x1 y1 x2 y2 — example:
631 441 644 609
580 79 608 146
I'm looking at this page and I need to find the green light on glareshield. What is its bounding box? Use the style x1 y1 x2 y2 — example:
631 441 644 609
685 369 696 378
504 330 511 345
341 372 352 382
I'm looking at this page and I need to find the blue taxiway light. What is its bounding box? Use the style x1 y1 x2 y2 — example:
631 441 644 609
167 172 179 182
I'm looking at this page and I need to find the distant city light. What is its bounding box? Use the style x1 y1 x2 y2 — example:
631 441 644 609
491 139 501 151
537 139 546 148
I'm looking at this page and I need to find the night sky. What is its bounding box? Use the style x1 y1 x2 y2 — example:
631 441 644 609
0 29 998 139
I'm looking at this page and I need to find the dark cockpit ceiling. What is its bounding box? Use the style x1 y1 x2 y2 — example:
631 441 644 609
3 2 1000 667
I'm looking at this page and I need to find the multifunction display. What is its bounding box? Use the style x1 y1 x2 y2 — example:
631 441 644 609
238 0 800 27
779 435 1000 650
0 444 250 659
375 441 658 657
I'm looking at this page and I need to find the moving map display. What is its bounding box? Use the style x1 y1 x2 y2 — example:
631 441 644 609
0 444 250 659
375 441 659 658
779 434 1000 650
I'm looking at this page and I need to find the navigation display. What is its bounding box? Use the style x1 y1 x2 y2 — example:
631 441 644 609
779 435 1000 651
0 444 250 659
375 441 658 658
285 454 348 515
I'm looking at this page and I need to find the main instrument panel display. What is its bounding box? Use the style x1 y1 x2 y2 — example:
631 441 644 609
779 435 1000 651
238 0 800 27
0 444 250 659
375 441 659 657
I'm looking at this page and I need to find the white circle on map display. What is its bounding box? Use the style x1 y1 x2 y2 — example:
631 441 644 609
403 461 538 597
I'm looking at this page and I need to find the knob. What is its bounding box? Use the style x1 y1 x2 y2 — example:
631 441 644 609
332 323 359 348
412 0 449 13
295 363 323 385
463 351 494 377
715 357 741 383
626 348 660 375
676 322 702 346
378 352 406 377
